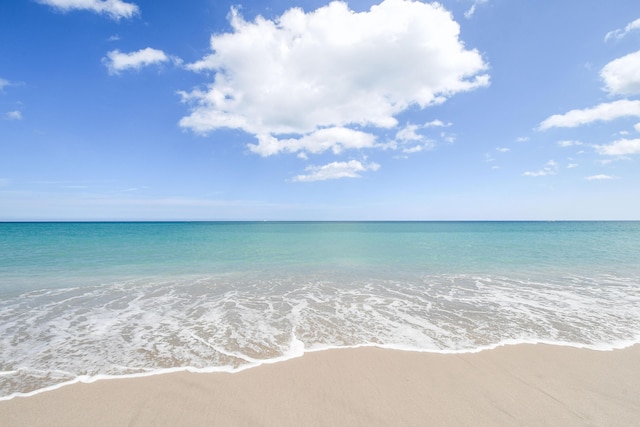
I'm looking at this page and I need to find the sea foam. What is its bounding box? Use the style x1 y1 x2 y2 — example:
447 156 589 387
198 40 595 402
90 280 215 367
2 221 640 399
1 271 639 399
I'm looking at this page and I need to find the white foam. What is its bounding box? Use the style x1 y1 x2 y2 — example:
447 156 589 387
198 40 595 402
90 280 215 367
1 272 639 400
1 336 638 402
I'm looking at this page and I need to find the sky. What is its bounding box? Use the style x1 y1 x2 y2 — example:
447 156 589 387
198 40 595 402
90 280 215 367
1 0 640 220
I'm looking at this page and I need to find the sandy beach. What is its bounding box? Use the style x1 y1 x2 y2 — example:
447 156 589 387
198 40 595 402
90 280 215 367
1 344 638 426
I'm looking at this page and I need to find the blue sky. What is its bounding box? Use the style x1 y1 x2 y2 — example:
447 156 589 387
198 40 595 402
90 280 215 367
1 0 639 220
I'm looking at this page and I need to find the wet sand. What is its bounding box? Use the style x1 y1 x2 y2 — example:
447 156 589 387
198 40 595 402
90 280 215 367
1 344 639 426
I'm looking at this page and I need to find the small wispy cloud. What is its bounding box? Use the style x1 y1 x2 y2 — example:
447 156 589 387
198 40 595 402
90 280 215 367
557 140 583 147
396 124 423 142
4 110 22 120
423 119 452 128
464 0 488 19
120 186 149 192
62 185 89 189
440 132 456 144
515 136 529 143
605 17 640 42
392 123 439 154
37 0 139 20
0 78 25 93
523 160 559 177
292 160 380 182
585 174 616 181
595 138 640 156
539 100 640 130
103 47 179 75
495 147 510 153
402 143 434 154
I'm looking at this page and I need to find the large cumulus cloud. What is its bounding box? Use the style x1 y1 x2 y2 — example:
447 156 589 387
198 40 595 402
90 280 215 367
179 0 489 162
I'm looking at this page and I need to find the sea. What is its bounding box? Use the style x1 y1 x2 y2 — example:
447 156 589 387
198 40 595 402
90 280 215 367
1 221 639 399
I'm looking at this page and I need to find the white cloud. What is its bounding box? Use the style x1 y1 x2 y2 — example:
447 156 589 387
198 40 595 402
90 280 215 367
567 163 579 169
38 0 138 20
635 123 640 133
103 48 171 75
515 136 529 143
585 174 616 181
464 0 488 19
424 119 451 128
355 123 437 154
4 111 22 120
539 99 640 130
523 160 559 177
0 78 9 91
248 127 377 157
391 122 441 153
292 160 380 182
402 143 434 153
601 50 640 96
557 140 583 147
495 147 509 153
440 132 456 144
595 138 640 156
180 0 489 158
396 124 423 142
605 17 640 42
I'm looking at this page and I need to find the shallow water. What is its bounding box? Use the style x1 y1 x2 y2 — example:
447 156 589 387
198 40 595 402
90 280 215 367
1 221 639 398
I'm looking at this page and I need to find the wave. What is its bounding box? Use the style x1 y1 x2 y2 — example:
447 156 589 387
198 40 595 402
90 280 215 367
1 272 639 399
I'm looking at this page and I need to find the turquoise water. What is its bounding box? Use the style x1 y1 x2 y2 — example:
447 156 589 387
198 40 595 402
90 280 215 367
1 221 639 398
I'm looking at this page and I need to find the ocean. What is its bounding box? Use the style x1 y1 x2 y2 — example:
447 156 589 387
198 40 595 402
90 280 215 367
1 221 639 399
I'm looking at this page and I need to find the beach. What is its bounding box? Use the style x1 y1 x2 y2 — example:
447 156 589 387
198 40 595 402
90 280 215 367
2 344 639 426
2 222 640 424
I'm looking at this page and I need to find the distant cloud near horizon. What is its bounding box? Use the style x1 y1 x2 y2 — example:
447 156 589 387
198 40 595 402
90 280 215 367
523 160 559 177
292 160 380 182
557 140 583 147
585 174 616 181
38 0 139 20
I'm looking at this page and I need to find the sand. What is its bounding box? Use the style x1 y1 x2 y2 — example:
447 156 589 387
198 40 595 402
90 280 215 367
1 344 639 426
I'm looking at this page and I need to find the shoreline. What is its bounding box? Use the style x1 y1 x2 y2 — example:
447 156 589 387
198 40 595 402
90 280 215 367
1 344 639 426
3 339 638 402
